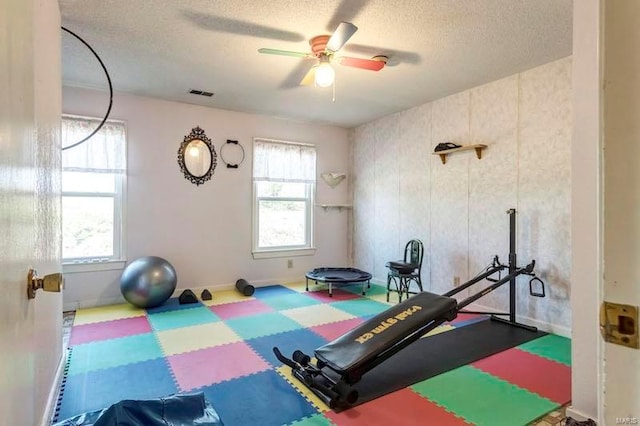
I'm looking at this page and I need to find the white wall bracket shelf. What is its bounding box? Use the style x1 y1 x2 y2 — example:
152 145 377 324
317 204 352 212
433 144 487 164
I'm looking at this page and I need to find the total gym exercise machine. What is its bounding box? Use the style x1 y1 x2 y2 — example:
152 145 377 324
274 208 546 408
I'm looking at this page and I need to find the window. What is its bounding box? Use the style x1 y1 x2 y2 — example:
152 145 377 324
62 116 126 264
252 138 316 258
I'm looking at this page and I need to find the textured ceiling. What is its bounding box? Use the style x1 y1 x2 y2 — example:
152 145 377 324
59 0 573 128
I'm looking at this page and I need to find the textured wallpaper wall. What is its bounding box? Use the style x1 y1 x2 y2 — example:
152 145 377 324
351 57 572 330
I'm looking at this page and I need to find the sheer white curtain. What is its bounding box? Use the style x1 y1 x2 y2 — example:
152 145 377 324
253 139 316 183
62 116 126 173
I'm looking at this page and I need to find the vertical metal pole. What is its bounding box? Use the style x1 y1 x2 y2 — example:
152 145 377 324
508 209 517 322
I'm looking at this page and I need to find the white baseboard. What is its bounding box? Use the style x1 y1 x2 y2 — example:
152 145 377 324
565 406 598 424
64 296 123 311
41 347 67 426
65 282 571 339
63 277 310 311
462 301 571 338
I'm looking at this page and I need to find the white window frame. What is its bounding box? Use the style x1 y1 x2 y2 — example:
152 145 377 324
61 115 127 269
252 138 316 259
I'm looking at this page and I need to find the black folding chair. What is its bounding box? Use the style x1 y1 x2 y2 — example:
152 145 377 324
386 239 424 302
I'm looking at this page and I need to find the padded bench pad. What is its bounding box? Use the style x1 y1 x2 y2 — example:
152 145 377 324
386 261 418 274
315 292 457 374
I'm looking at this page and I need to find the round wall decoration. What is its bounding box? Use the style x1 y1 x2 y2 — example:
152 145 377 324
220 139 245 169
177 126 217 186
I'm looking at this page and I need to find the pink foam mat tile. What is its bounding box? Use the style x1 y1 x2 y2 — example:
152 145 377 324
471 347 571 404
325 388 471 426
69 316 152 346
209 299 274 320
450 312 485 324
310 317 366 342
167 341 270 391
304 288 362 302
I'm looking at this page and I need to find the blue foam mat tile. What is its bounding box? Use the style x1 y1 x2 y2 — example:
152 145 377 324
225 311 304 340
452 314 490 328
253 285 300 299
147 306 220 331
145 297 204 314
198 370 318 426
247 328 329 367
260 292 322 311
55 358 178 422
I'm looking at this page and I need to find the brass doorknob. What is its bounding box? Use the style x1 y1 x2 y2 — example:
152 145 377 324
27 268 63 299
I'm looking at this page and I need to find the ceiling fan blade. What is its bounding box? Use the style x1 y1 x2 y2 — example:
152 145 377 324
326 22 358 52
258 48 313 58
300 66 317 86
182 11 305 42
337 56 385 71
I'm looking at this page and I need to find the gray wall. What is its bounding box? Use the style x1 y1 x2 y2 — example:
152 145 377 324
351 57 572 332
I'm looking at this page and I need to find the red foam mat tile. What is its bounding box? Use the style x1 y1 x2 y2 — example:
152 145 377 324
209 299 274 320
472 347 571 404
311 317 365 341
168 341 270 391
450 313 485 325
69 316 152 346
305 288 361 302
324 388 471 426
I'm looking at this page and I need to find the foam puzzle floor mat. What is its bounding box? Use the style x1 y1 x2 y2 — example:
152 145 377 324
55 283 571 425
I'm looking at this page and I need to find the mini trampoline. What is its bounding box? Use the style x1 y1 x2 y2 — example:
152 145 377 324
305 267 372 297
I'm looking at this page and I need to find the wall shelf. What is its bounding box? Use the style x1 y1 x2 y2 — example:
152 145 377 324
433 144 487 164
317 204 352 212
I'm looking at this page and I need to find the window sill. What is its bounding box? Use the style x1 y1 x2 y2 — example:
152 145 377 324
252 248 316 259
63 260 127 274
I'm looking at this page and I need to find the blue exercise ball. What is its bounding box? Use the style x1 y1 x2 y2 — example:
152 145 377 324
120 256 177 308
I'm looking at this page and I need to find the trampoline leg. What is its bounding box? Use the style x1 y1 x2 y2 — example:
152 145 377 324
329 282 333 297
306 278 309 292
361 280 365 296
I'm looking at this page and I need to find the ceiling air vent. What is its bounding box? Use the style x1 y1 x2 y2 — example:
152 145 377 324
189 89 214 97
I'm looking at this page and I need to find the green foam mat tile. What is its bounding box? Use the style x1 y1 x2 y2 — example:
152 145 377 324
343 282 387 296
330 298 390 317
288 414 335 426
517 334 571 366
67 333 164 376
260 292 321 311
364 283 389 296
147 306 220 331
411 365 557 426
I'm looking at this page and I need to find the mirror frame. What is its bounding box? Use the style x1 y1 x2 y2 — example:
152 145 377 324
177 126 217 186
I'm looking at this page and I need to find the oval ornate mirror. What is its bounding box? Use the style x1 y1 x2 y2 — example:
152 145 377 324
177 126 217 186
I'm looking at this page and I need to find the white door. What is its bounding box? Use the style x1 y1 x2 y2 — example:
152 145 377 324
602 1 640 424
0 1 63 425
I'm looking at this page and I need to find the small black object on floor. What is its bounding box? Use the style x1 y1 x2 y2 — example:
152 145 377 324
564 418 597 426
179 289 198 304
201 289 212 301
235 279 255 296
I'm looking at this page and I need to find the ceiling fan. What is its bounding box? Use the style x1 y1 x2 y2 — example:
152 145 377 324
258 22 387 88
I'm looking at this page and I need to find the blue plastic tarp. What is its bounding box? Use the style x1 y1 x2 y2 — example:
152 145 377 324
53 392 224 426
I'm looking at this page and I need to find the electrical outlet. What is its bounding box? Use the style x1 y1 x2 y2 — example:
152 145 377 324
453 276 461 287
287 259 293 269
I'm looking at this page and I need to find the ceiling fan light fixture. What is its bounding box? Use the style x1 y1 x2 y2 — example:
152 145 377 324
315 60 335 88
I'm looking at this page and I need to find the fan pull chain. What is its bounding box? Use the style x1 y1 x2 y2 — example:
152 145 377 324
332 78 336 102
